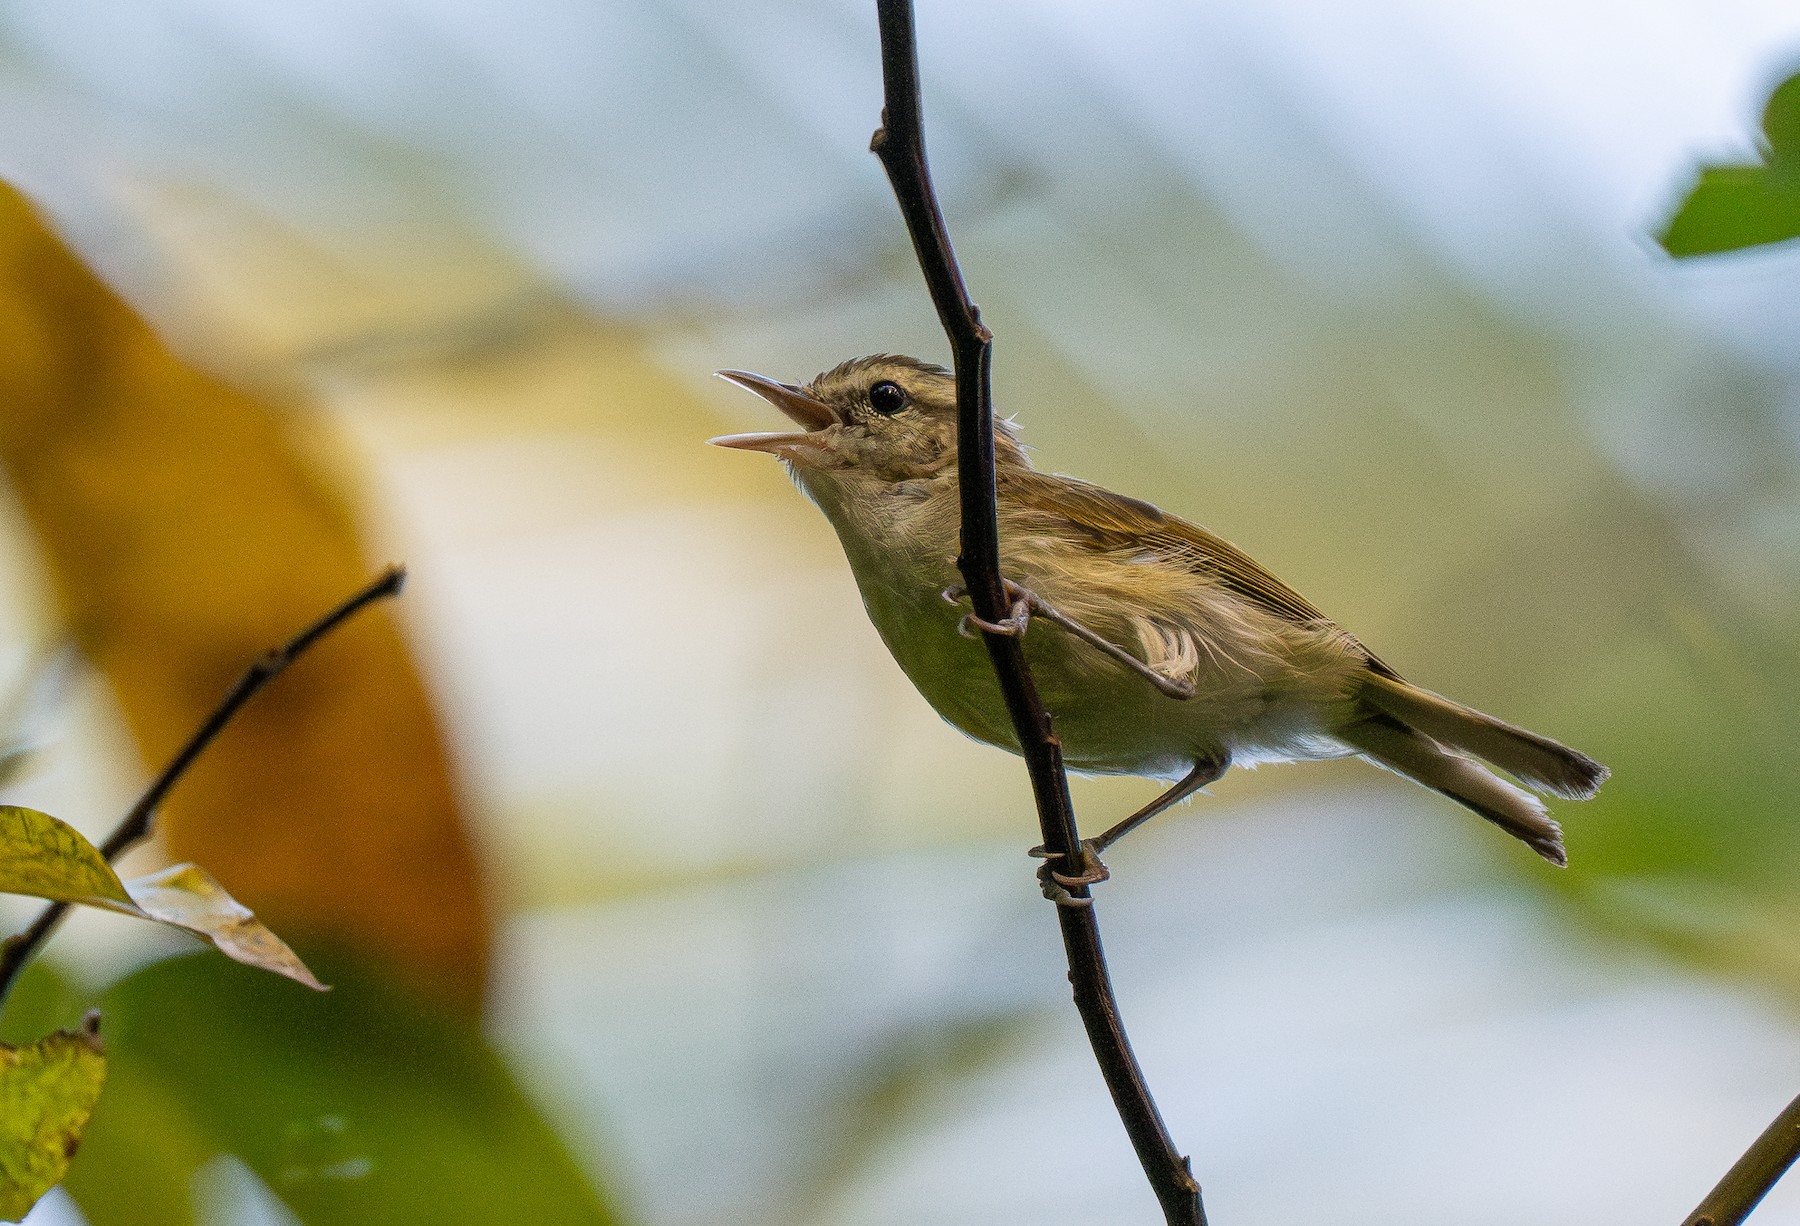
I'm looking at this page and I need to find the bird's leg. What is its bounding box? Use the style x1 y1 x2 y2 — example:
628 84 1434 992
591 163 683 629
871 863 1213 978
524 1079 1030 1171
1029 756 1228 900
941 583 1195 700
1087 755 1228 855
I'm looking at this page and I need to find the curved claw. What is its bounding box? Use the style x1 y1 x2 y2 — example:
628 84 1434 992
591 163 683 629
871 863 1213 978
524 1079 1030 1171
1030 840 1110 906
958 602 1029 637
952 581 1033 638
1036 859 1095 907
1049 840 1110 888
1039 877 1095 908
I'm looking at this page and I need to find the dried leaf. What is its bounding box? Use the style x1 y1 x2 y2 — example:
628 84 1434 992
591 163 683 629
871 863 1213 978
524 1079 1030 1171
123 865 326 992
0 1017 106 1222
0 806 134 912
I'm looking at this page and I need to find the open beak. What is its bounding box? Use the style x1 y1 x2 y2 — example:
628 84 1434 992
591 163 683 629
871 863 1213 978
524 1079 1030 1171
708 370 836 454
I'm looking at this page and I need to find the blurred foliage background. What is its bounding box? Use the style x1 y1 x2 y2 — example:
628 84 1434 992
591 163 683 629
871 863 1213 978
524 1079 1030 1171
0 0 1796 1223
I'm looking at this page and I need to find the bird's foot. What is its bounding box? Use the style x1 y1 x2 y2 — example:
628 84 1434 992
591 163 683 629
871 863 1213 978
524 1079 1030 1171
942 581 1036 639
1028 839 1110 906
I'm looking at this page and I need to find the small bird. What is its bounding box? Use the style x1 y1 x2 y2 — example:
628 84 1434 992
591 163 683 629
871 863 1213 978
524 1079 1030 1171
711 354 1606 882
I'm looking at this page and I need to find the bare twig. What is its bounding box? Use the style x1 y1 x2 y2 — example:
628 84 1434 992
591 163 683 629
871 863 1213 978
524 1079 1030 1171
1682 1092 1800 1226
869 5 1206 1222
0 565 407 1005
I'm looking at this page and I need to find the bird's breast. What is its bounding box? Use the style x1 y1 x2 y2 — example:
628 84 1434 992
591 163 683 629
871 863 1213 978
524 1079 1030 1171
821 481 1019 749
800 471 1359 778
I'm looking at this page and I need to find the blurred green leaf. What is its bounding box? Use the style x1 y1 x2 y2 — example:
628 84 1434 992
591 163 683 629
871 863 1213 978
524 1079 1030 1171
1660 70 1800 256
1582 873 1800 986
1759 70 1800 167
1659 166 1800 256
55 1052 208 1226
0 746 34 792
0 1018 105 1222
66 953 617 1226
0 963 93 1050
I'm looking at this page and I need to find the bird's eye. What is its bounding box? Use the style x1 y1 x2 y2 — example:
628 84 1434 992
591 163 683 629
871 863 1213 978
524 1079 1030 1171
868 380 907 415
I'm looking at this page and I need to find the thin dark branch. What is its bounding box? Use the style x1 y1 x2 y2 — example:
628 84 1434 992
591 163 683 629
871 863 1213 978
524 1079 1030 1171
868 5 1205 1223
1683 1092 1800 1226
0 565 407 1005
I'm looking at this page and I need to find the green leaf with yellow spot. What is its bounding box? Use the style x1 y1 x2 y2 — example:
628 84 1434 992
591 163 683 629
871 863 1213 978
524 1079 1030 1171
0 806 134 911
0 1016 106 1222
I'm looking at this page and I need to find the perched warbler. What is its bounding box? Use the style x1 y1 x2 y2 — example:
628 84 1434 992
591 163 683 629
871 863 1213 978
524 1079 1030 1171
711 354 1606 877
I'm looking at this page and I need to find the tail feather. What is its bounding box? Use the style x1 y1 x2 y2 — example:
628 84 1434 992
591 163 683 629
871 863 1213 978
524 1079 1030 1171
1339 713 1567 866
1360 672 1608 800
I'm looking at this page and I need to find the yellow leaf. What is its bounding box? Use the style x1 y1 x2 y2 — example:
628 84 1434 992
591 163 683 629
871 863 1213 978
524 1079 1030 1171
0 807 133 912
0 183 489 1014
123 864 326 992
0 1018 106 1222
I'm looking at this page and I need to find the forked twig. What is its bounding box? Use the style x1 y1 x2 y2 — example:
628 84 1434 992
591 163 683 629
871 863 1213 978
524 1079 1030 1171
869 5 1206 1222
0 566 407 1005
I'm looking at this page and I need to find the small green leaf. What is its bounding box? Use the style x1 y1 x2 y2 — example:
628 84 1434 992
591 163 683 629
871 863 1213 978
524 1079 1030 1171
1660 165 1800 256
1761 69 1800 168
1660 69 1800 256
0 1016 106 1222
124 865 326 992
0 806 134 911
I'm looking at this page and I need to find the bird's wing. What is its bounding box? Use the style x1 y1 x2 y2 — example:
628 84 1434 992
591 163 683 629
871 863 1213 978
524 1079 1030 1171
1000 468 1399 677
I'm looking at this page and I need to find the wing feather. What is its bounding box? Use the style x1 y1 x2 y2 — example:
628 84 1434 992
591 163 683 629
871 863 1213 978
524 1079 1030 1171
999 468 1399 677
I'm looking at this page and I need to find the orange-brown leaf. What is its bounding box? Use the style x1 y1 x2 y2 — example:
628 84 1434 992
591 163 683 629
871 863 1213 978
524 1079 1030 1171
0 183 489 1014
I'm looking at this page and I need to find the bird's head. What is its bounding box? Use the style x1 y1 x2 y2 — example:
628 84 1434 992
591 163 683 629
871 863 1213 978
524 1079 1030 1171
709 354 1023 481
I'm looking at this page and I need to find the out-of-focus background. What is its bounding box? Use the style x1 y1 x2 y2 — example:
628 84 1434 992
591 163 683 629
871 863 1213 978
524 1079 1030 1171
0 0 1798 1222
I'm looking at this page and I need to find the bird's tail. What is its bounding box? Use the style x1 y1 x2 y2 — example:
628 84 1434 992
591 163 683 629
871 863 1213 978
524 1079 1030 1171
1335 673 1609 866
